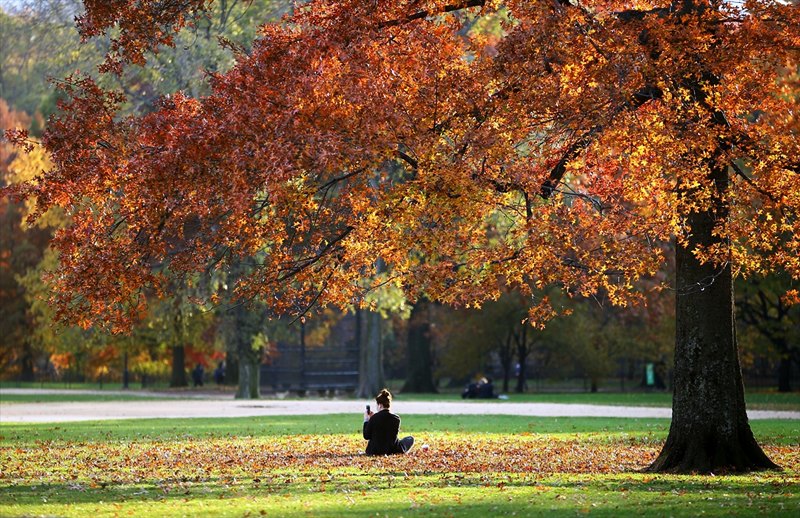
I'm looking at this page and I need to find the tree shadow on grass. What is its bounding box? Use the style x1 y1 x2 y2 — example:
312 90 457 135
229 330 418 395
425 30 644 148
0 473 800 516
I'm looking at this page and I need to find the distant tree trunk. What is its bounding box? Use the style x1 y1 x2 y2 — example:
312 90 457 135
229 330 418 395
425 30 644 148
236 358 260 399
233 304 260 400
515 324 529 393
20 341 35 382
777 352 791 393
170 345 187 387
122 350 129 389
170 302 188 388
648 166 776 473
402 298 437 393
297 319 307 396
500 332 514 393
225 351 238 385
357 307 385 398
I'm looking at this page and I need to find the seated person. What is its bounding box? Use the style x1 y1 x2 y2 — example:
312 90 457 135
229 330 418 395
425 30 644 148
462 381 479 399
363 388 414 455
477 377 496 399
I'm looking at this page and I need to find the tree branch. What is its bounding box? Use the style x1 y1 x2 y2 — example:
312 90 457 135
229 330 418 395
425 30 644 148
380 0 486 28
277 226 354 282
539 85 663 199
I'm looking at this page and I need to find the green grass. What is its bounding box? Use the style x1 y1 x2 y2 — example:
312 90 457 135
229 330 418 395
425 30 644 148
2 473 797 517
2 385 797 409
0 393 180 403
1 415 798 445
395 391 800 410
0 381 172 391
1 415 798 517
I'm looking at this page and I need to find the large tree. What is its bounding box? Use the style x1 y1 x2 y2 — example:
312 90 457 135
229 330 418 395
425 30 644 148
4 1 799 473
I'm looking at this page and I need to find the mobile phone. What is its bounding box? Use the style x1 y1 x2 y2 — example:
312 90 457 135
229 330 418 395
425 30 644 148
366 404 370 413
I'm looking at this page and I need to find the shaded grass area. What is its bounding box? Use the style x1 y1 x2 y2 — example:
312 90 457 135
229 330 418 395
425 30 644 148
395 391 800 410
0 416 798 517
2 473 798 517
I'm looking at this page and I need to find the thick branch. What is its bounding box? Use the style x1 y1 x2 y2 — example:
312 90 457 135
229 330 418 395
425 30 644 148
539 85 663 199
277 226 354 282
397 149 419 170
539 126 602 198
616 6 675 22
380 0 486 28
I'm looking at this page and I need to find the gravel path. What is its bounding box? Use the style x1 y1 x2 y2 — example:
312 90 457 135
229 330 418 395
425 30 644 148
2 389 798 422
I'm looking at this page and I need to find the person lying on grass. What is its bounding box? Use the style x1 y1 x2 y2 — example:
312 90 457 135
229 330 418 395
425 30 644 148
363 388 414 455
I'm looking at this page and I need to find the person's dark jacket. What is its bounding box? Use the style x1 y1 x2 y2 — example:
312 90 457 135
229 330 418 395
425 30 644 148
363 409 404 455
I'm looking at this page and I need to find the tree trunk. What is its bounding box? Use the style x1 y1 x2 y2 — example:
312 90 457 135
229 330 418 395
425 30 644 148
170 345 187 387
402 298 437 393
225 351 238 385
122 350 129 389
648 167 776 473
236 359 260 399
298 320 306 395
777 354 791 393
233 304 260 399
515 324 529 393
500 332 514 393
357 307 385 398
170 302 188 388
20 341 34 382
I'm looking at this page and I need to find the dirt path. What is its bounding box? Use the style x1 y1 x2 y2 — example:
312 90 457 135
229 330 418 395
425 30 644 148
2 389 798 422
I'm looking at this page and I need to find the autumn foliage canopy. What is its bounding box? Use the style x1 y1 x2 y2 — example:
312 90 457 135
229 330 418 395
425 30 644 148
4 0 799 331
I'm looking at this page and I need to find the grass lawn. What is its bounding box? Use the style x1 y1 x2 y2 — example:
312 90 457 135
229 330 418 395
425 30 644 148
0 393 182 403
1 416 797 517
2 385 798 410
395 391 800 411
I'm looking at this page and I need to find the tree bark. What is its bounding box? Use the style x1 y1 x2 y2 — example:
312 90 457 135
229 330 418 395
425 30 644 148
122 350 129 389
169 345 187 387
515 324 529 393
18 339 35 382
236 358 260 399
500 332 514 393
169 300 188 388
357 307 385 398
402 298 438 393
647 167 777 473
777 354 792 393
232 304 260 399
225 351 238 385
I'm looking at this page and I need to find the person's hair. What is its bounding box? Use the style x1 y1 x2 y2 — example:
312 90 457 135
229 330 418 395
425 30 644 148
375 388 392 408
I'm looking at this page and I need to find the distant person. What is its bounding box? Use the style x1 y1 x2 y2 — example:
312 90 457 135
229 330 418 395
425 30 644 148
363 389 414 455
462 380 480 399
192 364 204 387
478 377 497 399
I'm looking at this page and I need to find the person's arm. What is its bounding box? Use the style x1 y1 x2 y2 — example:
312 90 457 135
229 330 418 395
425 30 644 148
363 411 373 440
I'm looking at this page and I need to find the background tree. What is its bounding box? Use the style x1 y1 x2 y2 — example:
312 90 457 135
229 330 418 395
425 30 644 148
398 298 438 393
440 293 525 393
1 0 291 388
737 274 800 393
1 100 53 380
356 266 410 397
